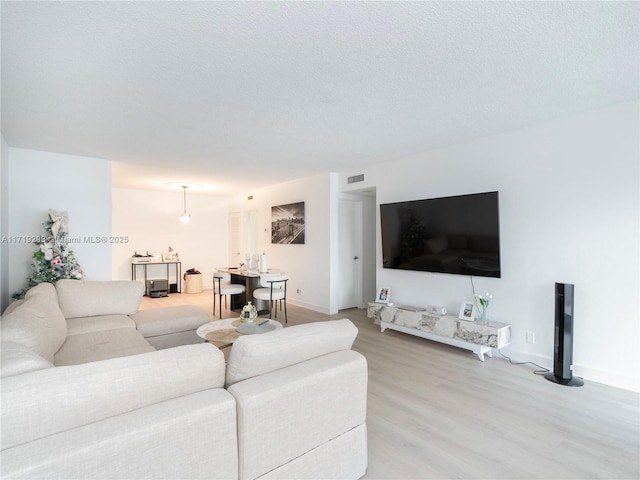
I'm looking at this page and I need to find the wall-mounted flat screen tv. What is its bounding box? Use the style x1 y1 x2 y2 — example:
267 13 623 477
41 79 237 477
380 191 501 278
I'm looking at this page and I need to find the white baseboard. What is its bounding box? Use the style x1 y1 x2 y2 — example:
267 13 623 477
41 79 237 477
495 347 639 393
572 363 640 393
286 298 332 315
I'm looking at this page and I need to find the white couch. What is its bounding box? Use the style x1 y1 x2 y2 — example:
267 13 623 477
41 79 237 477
0 281 368 479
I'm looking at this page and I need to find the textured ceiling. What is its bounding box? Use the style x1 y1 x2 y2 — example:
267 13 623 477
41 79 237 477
2 1 638 194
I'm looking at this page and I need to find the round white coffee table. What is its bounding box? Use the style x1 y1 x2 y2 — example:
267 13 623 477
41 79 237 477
197 318 283 349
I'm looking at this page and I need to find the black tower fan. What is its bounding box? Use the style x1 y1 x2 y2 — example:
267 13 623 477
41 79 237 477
544 282 584 387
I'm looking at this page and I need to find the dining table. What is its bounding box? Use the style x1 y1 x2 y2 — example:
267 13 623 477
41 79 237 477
216 267 278 313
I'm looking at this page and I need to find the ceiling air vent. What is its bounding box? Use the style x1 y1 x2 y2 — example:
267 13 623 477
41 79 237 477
347 174 365 184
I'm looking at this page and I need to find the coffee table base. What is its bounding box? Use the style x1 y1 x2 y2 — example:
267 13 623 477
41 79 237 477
205 328 243 349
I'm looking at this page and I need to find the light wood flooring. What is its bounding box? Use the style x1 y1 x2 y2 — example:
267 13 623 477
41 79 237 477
141 291 640 479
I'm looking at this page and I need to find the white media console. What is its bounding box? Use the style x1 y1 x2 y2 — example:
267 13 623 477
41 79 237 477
367 302 511 361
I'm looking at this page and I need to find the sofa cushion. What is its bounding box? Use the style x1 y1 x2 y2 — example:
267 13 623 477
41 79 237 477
56 280 144 319
130 305 209 338
0 389 239 480
225 319 358 387
66 314 136 336
0 284 67 363
2 344 227 450
54 327 155 366
1 341 54 378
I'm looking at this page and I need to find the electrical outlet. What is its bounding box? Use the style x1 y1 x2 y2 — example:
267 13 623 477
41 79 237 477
296 289 301 295
526 331 536 344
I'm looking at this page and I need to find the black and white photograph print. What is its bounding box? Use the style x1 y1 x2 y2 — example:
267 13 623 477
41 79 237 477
458 301 477 321
271 202 305 244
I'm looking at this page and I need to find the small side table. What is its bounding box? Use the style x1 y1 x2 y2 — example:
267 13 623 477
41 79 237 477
132 261 182 294
196 318 282 349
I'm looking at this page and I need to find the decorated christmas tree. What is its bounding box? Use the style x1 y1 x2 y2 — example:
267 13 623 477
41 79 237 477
13 209 84 299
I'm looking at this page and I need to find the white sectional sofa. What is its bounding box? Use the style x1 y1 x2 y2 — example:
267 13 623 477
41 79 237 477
0 280 368 479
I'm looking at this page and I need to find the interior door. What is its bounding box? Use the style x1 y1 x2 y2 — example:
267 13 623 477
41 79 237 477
338 199 363 310
229 212 241 267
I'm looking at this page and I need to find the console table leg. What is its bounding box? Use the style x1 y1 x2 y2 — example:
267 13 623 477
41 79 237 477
476 346 492 362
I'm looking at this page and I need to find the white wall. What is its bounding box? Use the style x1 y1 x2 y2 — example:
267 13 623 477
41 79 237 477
111 188 229 290
229 173 334 314
6 148 112 297
362 193 377 304
0 135 9 311
341 100 639 392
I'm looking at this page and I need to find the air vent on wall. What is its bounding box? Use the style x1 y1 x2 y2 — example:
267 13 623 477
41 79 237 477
347 174 365 184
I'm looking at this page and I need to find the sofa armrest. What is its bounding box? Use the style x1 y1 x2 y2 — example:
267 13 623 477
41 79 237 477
1 343 225 449
228 350 368 480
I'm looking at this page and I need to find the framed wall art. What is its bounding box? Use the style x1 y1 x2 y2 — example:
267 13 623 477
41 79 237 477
271 202 305 244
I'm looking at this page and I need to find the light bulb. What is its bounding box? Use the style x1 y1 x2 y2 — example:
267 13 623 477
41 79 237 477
179 212 191 222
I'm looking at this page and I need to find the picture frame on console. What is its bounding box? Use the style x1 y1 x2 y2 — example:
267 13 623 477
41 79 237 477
162 252 172 262
458 301 477 321
376 287 390 304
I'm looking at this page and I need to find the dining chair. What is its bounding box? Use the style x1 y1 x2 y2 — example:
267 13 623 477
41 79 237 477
213 272 246 319
252 273 288 323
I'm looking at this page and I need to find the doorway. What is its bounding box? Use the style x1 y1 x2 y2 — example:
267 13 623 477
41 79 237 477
338 189 376 310
229 209 259 268
338 199 362 310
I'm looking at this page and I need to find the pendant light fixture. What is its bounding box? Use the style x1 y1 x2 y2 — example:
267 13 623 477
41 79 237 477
179 185 191 223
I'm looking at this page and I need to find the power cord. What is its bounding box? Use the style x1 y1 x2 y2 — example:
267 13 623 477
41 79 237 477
497 349 549 376
471 276 553 377
472 275 549 377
